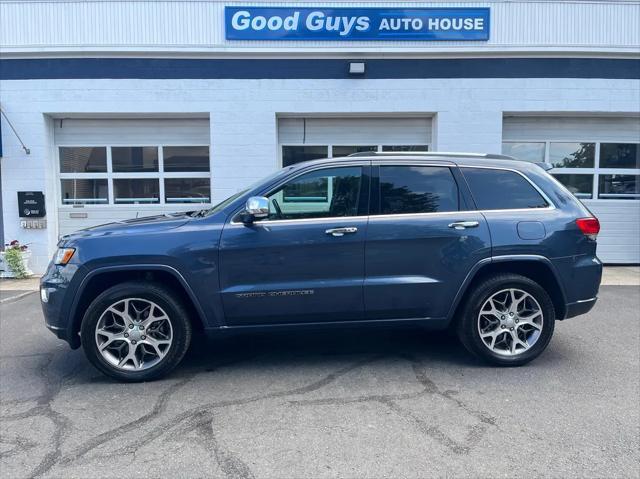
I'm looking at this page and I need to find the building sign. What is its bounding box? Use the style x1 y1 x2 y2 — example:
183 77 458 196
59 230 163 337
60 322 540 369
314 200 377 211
225 7 490 41
17 191 45 218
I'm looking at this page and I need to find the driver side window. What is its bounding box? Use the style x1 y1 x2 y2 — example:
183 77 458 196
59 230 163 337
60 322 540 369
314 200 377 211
265 167 363 220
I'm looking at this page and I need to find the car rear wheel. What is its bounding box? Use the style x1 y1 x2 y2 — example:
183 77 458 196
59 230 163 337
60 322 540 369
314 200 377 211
80 281 192 382
457 274 555 366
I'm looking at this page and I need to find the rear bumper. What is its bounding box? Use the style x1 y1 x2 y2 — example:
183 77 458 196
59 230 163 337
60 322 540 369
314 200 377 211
563 296 598 319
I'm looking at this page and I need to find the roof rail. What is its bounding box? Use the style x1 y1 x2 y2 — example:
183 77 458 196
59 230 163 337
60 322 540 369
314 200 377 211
347 151 515 160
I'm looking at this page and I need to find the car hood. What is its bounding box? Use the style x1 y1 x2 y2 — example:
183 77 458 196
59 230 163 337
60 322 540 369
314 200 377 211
60 212 194 242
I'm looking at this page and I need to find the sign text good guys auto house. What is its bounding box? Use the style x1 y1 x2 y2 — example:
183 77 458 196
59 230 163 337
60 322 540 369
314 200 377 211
225 7 490 41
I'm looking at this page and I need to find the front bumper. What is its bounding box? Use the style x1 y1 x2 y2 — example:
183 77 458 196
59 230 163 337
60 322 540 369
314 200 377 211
40 262 82 348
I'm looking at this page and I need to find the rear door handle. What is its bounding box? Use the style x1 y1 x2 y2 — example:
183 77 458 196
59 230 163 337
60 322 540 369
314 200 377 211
326 227 358 237
448 221 480 230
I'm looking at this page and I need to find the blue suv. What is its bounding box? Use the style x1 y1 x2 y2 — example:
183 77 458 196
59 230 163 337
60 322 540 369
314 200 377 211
41 152 602 381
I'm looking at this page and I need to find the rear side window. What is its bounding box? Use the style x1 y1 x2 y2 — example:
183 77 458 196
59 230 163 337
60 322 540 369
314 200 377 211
462 168 548 210
378 166 459 214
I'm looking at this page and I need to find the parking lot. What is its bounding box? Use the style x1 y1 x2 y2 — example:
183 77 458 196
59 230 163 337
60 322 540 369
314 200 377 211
1 285 638 478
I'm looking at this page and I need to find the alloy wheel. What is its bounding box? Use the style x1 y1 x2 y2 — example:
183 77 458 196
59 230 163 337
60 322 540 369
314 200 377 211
95 298 173 371
477 288 544 356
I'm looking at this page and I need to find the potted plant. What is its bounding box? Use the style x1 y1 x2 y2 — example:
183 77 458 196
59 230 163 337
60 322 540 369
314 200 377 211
0 240 33 279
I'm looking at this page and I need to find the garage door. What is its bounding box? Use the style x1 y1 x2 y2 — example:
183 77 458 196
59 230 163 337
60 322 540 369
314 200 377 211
503 115 640 264
54 118 210 236
278 117 432 166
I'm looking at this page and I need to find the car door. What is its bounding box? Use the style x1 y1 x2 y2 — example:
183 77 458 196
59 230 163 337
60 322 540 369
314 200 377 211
219 163 370 325
364 162 491 321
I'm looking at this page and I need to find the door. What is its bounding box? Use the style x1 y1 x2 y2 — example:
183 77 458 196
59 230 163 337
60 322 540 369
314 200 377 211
364 164 491 320
219 165 370 325
54 117 211 237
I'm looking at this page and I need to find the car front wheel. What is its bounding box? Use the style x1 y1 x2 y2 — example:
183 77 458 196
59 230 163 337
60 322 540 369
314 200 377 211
80 281 192 382
457 274 555 366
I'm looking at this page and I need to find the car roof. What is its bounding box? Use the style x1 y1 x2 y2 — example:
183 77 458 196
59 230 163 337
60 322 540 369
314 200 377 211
284 152 548 172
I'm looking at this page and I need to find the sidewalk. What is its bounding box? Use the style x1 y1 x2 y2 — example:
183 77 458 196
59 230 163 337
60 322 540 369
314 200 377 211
0 266 637 304
0 276 40 303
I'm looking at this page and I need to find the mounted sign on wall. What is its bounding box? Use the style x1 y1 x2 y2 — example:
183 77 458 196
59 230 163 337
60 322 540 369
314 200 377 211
225 7 490 41
17 191 45 218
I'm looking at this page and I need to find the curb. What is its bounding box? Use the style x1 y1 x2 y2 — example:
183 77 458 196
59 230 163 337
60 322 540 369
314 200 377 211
0 291 38 304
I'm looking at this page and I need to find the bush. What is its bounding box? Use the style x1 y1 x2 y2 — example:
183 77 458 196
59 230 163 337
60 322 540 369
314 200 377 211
3 240 29 279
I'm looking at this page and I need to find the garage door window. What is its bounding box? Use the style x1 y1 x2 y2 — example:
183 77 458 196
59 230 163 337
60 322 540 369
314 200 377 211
163 146 210 172
600 143 640 169
599 174 640 199
502 140 640 201
112 147 159 172
58 145 210 205
282 144 429 166
61 179 108 205
332 145 377 157
59 147 107 173
501 142 545 163
548 143 595 168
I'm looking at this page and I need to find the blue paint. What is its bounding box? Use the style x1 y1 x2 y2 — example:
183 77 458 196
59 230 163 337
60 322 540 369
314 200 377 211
225 7 490 41
42 155 602 352
1 58 639 80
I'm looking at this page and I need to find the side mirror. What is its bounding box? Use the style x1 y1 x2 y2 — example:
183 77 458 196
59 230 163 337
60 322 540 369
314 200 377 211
243 196 269 223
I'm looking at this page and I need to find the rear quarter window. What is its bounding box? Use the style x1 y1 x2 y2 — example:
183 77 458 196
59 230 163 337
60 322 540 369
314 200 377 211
462 168 548 210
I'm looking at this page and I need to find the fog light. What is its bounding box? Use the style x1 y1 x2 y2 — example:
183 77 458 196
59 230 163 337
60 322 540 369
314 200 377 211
40 287 49 303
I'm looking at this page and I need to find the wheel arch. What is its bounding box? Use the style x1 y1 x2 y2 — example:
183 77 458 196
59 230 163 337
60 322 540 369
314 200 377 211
68 265 208 349
447 255 568 326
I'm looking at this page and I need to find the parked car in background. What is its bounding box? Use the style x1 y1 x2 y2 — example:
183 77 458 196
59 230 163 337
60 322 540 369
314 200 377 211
41 152 602 381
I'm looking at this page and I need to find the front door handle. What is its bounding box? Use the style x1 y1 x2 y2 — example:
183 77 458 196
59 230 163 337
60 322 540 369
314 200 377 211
448 221 480 230
326 227 358 237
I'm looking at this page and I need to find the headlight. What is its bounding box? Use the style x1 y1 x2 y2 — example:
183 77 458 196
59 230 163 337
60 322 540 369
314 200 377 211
54 247 76 265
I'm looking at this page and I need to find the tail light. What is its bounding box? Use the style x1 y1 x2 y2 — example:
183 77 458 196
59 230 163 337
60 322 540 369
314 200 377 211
576 217 600 240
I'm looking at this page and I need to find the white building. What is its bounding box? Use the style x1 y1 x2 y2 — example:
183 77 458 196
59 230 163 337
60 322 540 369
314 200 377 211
0 0 639 273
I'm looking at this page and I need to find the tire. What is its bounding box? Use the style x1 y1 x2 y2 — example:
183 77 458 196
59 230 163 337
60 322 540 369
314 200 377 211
80 281 192 382
457 274 555 366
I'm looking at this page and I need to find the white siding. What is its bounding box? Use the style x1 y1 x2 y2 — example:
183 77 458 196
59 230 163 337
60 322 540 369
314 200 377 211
278 117 432 145
1 1 638 54
503 116 640 142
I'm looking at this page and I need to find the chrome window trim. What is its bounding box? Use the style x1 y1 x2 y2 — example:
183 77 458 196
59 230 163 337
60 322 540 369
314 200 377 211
457 165 557 210
368 207 553 221
230 215 366 227
229 163 556 226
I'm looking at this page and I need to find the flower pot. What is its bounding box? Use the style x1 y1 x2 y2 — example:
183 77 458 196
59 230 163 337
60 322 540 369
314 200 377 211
0 250 34 278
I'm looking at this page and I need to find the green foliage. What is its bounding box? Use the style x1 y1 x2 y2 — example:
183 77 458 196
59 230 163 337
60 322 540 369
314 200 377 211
3 244 29 279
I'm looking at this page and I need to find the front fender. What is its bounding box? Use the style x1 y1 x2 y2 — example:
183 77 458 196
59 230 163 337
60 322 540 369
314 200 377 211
68 264 210 348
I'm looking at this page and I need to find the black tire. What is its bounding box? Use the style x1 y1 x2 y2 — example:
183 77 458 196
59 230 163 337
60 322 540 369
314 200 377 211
80 281 192 382
457 274 555 366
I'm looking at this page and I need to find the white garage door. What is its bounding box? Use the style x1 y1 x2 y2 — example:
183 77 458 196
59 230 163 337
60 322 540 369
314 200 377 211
54 118 210 236
503 116 640 264
278 117 432 166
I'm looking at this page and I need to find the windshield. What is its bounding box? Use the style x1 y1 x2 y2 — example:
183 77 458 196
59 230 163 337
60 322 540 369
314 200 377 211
194 168 290 217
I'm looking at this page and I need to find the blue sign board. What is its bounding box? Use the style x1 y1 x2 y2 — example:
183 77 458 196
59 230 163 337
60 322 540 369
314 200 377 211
225 7 490 41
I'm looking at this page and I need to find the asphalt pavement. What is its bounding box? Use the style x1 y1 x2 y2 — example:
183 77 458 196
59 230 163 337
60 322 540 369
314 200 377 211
1 286 638 478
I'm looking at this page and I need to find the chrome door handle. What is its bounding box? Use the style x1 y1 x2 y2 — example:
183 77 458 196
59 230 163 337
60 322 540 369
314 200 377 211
448 221 480 230
326 227 358 237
